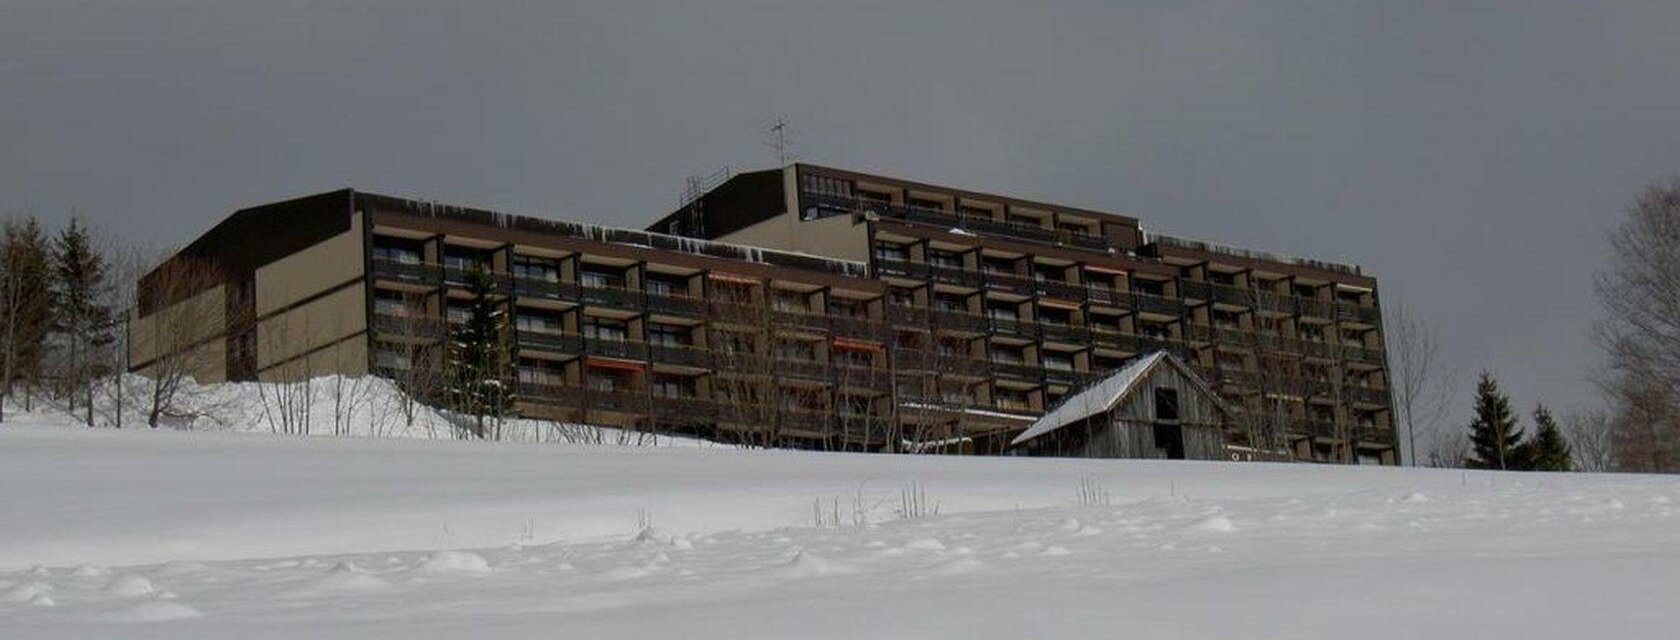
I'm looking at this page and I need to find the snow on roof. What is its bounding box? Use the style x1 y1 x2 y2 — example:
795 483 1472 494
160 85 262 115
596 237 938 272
1009 351 1227 447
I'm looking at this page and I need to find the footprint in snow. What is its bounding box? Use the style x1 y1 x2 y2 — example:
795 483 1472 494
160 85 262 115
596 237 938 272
72 564 112 578
98 600 203 623
416 550 491 574
902 538 946 551
1186 515 1237 533
105 574 156 598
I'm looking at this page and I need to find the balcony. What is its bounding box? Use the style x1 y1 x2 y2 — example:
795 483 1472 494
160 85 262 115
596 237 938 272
1347 385 1391 406
648 342 712 368
1086 287 1133 308
805 191 1114 254
1254 291 1296 315
586 339 648 361
370 259 442 287
832 364 891 390
578 285 646 310
1177 280 1212 301
650 396 717 423
772 310 831 333
516 330 583 354
936 354 993 377
512 276 579 301
886 304 931 326
981 270 1034 296
775 357 830 381
991 360 1042 382
829 315 887 341
930 310 990 333
1211 285 1254 307
1034 279 1087 301
1133 293 1184 317
1039 322 1089 344
988 316 1039 340
370 313 444 340
647 292 706 317
1089 330 1142 352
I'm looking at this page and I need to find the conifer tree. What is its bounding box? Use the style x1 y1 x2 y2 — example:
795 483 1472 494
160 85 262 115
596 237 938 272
1526 404 1574 471
1465 372 1526 470
447 265 513 439
0 216 53 419
51 219 115 425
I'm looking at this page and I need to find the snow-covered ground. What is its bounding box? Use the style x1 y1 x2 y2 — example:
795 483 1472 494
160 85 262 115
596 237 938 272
3 417 1678 638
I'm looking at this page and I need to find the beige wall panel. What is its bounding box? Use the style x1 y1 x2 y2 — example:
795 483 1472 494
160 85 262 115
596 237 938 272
255 212 365 317
718 211 871 263
256 335 368 383
129 285 227 369
256 283 368 370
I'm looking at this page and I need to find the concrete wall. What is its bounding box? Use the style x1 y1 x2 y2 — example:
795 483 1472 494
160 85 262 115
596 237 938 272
256 283 370 379
252 212 368 380
255 212 366 316
129 285 228 384
718 210 872 263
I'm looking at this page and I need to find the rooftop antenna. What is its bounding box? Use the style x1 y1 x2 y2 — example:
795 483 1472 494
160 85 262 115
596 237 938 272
765 116 792 166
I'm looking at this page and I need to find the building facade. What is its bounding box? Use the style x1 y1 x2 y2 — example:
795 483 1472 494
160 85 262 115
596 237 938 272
132 164 1396 463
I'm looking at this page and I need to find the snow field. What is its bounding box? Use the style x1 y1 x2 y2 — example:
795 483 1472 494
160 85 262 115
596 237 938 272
2 419 1679 638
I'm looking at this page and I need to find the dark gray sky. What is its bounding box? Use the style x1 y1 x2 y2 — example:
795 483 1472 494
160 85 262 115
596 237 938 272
5 1 1680 424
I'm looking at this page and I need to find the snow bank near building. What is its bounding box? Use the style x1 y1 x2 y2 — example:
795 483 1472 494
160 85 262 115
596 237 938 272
8 373 710 447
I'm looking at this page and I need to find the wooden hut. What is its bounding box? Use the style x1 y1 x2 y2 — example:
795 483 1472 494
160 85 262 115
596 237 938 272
1010 351 1234 460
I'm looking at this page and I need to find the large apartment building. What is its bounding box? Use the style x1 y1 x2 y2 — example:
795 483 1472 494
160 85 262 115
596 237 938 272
132 163 1395 463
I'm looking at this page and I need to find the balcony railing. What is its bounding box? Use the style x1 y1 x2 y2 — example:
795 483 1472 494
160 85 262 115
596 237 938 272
930 310 991 333
586 338 648 361
370 313 444 339
370 259 442 286
807 191 1111 254
648 342 712 368
1133 293 1184 317
516 330 583 354
1086 287 1133 308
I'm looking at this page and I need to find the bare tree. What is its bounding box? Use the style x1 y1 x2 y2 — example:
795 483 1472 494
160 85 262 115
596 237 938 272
134 257 223 429
1426 427 1470 468
1387 301 1454 466
1594 179 1680 472
1563 407 1614 472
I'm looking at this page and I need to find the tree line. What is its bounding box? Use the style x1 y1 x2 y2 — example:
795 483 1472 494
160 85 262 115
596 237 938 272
1 215 122 425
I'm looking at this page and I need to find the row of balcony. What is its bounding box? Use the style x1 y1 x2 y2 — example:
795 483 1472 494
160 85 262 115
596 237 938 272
804 192 1111 252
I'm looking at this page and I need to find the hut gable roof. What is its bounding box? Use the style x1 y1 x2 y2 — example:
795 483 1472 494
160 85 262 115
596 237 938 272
1009 351 1230 447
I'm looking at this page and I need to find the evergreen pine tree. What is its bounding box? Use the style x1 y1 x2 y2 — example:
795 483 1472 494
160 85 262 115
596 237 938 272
50 219 115 425
1526 404 1574 471
447 265 513 439
0 217 53 417
1465 372 1526 470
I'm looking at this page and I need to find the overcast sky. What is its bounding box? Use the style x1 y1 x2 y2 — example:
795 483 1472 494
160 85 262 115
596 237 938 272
5 1 1679 425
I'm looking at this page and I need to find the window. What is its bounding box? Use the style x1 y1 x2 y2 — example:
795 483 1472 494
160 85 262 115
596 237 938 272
933 294 968 313
873 242 908 262
775 339 816 362
584 317 628 341
1037 306 1071 326
714 330 755 354
982 256 1015 275
516 312 563 335
1132 279 1167 296
1031 263 1064 283
373 348 412 371
1139 321 1172 339
986 303 1018 321
1007 213 1042 228
889 287 916 307
446 303 471 325
989 344 1025 364
1085 272 1117 291
512 256 559 282
772 290 810 312
995 388 1031 411
909 197 945 212
1057 221 1093 236
1043 351 1074 371
926 250 964 270
645 273 687 297
651 374 695 399
827 297 868 319
647 323 691 346
372 243 423 265
1154 388 1180 422
580 266 625 289
958 205 993 218
373 292 422 318
443 248 486 271
859 190 893 205
800 174 855 198
832 347 873 368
